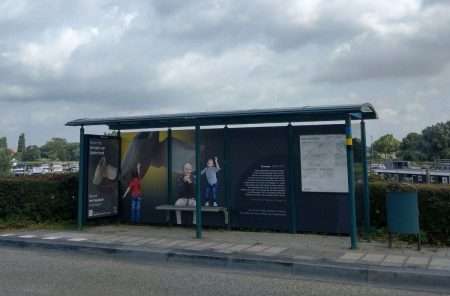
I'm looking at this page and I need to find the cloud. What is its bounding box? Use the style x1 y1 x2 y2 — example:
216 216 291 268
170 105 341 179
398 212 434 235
0 0 449 146
315 2 450 82
16 27 98 77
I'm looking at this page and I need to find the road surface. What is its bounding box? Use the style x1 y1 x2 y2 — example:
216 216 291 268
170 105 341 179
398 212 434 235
0 247 445 296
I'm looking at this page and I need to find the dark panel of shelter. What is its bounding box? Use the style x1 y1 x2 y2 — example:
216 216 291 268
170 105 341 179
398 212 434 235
230 127 289 231
294 124 350 234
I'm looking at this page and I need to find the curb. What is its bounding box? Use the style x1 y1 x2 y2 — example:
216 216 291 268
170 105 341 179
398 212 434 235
1 237 449 293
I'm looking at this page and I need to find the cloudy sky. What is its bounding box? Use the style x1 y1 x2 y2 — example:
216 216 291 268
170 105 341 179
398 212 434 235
1 0 449 147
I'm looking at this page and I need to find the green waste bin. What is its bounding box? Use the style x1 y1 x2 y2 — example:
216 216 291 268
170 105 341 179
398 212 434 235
386 191 420 250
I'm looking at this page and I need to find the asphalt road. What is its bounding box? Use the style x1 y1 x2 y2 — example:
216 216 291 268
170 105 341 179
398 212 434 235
0 247 445 296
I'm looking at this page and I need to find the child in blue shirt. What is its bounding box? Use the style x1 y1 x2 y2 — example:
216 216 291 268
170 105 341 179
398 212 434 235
201 156 220 207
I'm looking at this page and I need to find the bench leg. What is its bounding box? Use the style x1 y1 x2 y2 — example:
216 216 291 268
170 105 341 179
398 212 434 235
176 211 182 225
388 232 392 248
224 210 231 230
166 211 172 226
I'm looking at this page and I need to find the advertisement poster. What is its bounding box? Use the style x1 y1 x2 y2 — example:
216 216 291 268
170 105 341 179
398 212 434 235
87 136 120 218
120 129 225 226
120 131 167 224
170 129 225 226
300 134 348 193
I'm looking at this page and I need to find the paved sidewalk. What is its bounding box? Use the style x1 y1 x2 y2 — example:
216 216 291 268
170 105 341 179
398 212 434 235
1 225 450 292
1 225 449 270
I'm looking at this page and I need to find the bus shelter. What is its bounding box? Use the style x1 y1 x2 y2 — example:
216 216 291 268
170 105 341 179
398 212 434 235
66 103 377 249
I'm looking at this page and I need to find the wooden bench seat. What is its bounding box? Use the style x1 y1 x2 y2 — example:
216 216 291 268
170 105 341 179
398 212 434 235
155 205 229 225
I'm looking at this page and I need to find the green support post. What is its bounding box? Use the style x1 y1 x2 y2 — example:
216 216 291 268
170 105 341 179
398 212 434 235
288 123 297 233
195 125 202 239
346 115 358 249
167 128 172 204
361 120 371 239
223 125 231 230
117 130 122 222
77 126 86 230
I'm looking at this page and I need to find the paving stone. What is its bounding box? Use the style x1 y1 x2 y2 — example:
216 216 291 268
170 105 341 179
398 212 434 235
210 243 233 250
176 241 202 248
127 237 158 246
381 255 407 266
244 245 271 253
89 235 117 243
116 236 143 243
429 258 450 271
187 242 218 250
152 239 171 246
338 252 365 262
405 256 430 267
229 244 252 252
360 253 385 263
294 255 316 261
164 240 184 247
106 236 131 243
261 246 288 255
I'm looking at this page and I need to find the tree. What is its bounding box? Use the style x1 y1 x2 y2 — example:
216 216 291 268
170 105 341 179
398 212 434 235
16 133 26 160
22 145 41 161
0 148 11 176
40 138 69 161
421 121 450 160
0 137 7 150
67 142 80 161
398 132 426 161
372 134 400 160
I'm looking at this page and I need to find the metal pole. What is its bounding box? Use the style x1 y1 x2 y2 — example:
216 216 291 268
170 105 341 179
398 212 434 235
195 125 202 238
223 125 231 230
361 120 370 239
167 128 172 204
288 123 297 233
77 126 85 230
346 115 358 249
117 130 122 222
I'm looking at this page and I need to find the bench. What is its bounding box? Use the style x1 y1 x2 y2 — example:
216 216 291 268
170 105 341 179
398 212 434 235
155 205 229 225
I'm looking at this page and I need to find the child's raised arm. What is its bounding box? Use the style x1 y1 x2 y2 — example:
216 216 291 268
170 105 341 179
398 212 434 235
214 156 220 170
122 186 130 199
137 163 142 179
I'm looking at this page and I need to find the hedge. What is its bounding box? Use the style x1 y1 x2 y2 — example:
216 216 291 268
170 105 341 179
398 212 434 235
0 174 77 223
0 175 449 244
368 182 450 245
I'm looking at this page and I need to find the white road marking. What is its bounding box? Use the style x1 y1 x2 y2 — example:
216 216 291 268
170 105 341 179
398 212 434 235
67 238 88 242
42 236 63 240
0 233 15 237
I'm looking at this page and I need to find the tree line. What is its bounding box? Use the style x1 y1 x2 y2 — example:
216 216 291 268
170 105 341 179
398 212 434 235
372 120 450 161
0 134 79 176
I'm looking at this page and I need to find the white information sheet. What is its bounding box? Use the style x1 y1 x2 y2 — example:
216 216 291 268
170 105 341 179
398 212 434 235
299 134 348 193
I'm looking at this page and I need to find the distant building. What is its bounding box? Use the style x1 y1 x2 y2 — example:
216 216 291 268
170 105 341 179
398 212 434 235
435 159 450 171
372 168 450 185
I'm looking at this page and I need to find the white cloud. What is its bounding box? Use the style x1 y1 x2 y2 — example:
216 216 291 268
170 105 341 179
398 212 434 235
17 27 98 76
157 45 270 90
